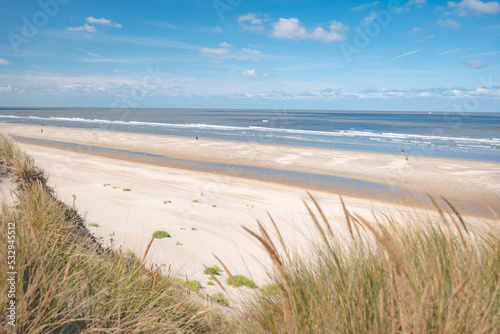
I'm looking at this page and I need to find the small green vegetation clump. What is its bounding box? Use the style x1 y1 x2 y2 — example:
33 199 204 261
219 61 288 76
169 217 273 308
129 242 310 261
260 283 279 295
163 200 172 204
183 280 201 293
207 281 215 286
123 188 131 192
102 184 110 187
212 205 216 207
153 231 170 239
226 275 256 288
204 265 221 276
212 292 229 306
88 223 100 228
192 200 198 203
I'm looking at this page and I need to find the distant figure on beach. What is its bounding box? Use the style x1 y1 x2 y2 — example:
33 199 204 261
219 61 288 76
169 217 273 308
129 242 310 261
402 149 404 155
41 124 43 133
405 155 409 162
196 136 198 140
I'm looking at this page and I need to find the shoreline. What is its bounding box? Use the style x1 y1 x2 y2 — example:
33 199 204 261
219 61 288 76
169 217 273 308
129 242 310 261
1 123 500 217
10 135 496 218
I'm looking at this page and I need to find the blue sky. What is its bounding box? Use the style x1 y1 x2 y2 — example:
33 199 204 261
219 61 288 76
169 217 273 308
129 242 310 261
0 0 499 111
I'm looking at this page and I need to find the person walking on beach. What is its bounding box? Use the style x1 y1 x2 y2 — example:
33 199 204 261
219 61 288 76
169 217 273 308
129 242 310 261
405 155 409 162
402 149 404 155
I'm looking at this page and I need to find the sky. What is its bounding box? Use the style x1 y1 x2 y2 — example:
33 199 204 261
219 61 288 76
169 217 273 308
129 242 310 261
0 0 499 111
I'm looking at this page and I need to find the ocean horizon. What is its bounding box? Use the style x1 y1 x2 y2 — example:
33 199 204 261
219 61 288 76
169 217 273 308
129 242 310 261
1 107 499 162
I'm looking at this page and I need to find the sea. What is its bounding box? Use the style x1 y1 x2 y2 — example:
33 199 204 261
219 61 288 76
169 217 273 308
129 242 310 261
1 107 499 162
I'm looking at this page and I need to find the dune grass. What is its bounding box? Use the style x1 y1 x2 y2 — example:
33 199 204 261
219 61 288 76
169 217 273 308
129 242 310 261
0 135 224 333
238 194 500 333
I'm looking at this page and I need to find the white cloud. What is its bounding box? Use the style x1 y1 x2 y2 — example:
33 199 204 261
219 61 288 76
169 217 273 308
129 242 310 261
0 85 12 91
392 49 422 60
437 18 462 29
68 24 96 32
351 1 379 11
199 47 230 56
219 42 232 48
271 18 347 43
447 0 500 16
462 60 488 68
242 69 256 76
407 0 426 5
86 16 122 28
0 58 11 65
438 48 461 55
75 48 100 58
460 50 500 58
238 13 263 25
411 27 424 34
241 48 261 54
238 13 267 32
361 12 377 26
236 56 262 62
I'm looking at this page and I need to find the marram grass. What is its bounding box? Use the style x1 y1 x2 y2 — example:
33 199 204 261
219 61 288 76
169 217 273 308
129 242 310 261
238 194 500 334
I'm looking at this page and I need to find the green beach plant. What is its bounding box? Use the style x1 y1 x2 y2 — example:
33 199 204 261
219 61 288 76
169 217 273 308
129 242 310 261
204 265 221 276
225 275 256 288
212 292 229 306
182 280 201 293
152 230 170 239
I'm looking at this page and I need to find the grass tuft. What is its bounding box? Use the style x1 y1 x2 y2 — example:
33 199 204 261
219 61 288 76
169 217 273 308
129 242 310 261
212 292 229 306
182 280 201 293
204 265 221 276
226 275 256 288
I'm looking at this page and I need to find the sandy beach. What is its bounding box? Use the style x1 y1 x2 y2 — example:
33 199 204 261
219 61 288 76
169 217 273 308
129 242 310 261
2 124 500 210
1 123 499 304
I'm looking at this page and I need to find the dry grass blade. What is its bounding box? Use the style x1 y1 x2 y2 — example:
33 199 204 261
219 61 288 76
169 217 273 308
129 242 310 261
203 264 226 292
427 194 447 224
307 192 334 239
188 308 211 322
303 200 332 253
142 235 155 264
441 197 468 234
451 277 470 299
267 212 287 254
354 214 406 276
242 225 283 269
213 254 238 287
63 256 72 282
340 196 354 241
